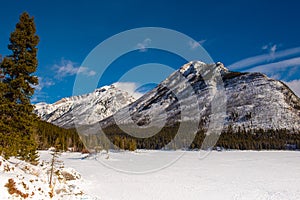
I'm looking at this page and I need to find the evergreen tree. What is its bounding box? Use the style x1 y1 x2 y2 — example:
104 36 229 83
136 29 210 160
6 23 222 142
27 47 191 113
0 12 39 163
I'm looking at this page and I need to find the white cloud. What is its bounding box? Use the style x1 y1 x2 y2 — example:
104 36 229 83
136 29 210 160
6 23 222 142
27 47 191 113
261 45 268 50
188 40 206 50
261 43 277 57
189 41 200 49
31 91 49 104
270 44 277 56
136 38 151 52
54 59 96 78
88 70 96 76
269 74 282 80
35 77 55 91
31 96 38 103
31 77 55 103
285 79 300 97
113 82 144 99
228 46 300 70
247 57 300 74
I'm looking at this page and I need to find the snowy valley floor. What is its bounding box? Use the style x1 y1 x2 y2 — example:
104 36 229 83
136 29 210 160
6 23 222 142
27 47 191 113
39 150 300 200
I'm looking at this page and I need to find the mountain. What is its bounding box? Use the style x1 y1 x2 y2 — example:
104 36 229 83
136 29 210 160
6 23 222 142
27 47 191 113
36 61 300 133
97 61 300 132
34 85 136 128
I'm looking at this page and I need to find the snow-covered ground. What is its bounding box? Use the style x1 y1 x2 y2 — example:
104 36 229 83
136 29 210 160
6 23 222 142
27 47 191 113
43 150 300 200
0 151 95 200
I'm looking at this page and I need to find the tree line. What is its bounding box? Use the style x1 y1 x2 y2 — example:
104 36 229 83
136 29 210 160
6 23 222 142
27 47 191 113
36 120 84 152
80 122 300 152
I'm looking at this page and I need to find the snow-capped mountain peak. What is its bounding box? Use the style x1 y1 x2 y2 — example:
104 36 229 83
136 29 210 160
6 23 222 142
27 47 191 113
34 84 136 128
179 61 229 77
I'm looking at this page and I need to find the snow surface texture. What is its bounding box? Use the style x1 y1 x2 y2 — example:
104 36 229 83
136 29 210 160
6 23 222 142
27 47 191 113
34 85 136 128
99 61 300 131
0 151 95 200
57 150 300 200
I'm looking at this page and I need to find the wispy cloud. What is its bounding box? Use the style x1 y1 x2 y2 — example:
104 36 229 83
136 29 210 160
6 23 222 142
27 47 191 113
247 57 300 73
262 43 277 57
284 79 300 97
136 38 151 52
188 40 206 50
35 77 55 91
227 45 300 97
31 91 49 103
113 82 144 99
228 46 300 70
31 77 55 103
53 59 96 79
270 45 277 55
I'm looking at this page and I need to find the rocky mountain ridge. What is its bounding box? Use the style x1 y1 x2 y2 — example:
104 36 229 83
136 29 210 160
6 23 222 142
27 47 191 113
34 85 136 128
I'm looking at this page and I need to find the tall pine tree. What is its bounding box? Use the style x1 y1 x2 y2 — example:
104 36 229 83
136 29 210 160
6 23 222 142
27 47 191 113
0 12 39 164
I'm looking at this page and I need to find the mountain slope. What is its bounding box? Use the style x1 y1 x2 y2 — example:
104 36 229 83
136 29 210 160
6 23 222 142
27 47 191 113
98 61 300 132
34 85 136 128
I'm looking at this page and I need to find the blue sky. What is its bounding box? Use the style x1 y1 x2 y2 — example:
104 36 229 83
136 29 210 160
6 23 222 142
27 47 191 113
0 0 299 103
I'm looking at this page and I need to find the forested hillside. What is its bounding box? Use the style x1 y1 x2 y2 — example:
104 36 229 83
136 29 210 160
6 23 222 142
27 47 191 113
36 120 84 151
80 122 300 151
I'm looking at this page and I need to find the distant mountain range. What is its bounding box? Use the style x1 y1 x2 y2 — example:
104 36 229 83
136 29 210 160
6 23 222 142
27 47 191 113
35 61 300 132
34 85 136 128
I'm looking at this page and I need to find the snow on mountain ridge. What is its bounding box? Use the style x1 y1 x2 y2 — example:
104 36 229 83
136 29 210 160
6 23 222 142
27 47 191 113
34 84 136 128
179 61 228 76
